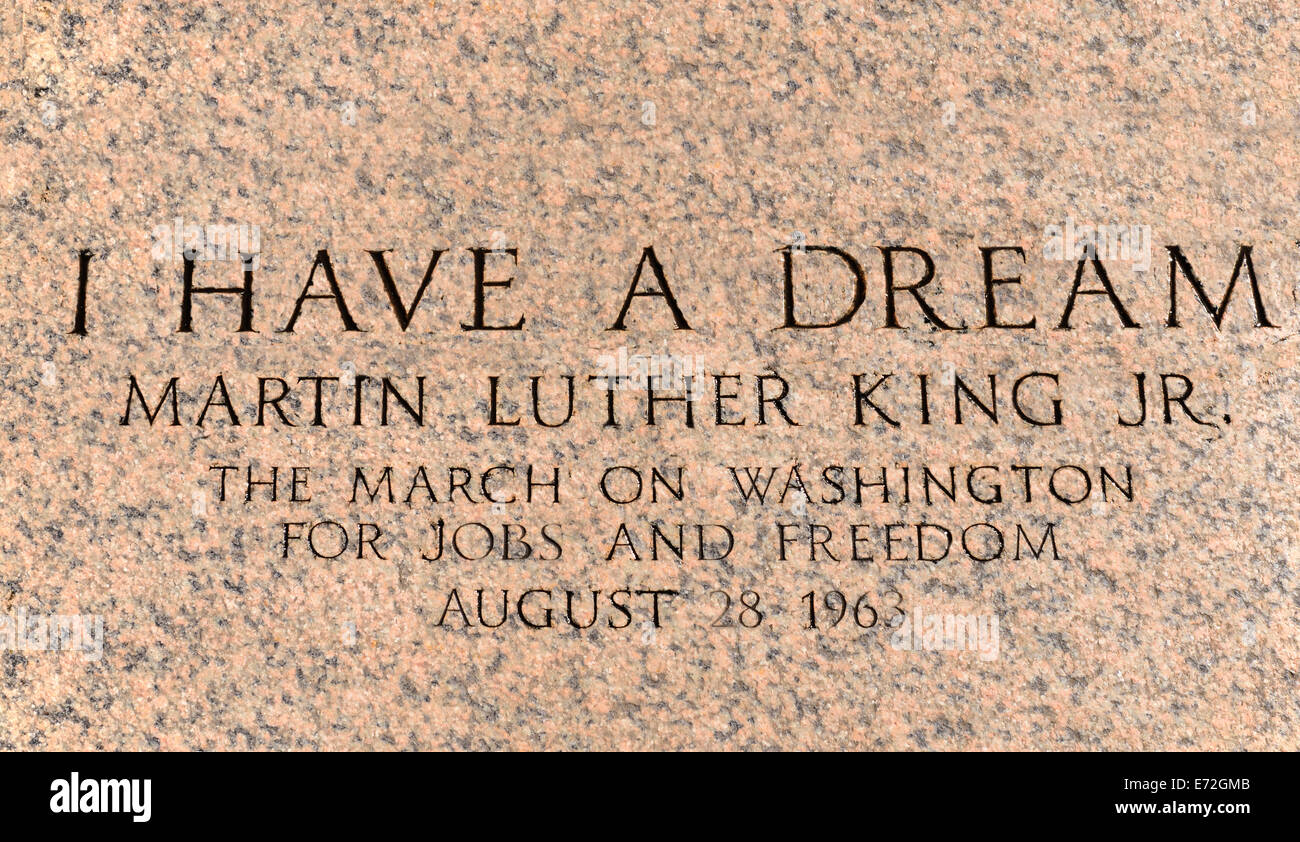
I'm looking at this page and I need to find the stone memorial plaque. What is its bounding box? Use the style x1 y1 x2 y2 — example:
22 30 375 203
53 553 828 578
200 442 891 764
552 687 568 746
1 1 1296 754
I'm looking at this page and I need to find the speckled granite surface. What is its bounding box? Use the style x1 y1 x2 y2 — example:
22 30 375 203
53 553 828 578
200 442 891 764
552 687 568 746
1 1 1298 750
